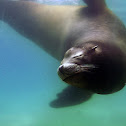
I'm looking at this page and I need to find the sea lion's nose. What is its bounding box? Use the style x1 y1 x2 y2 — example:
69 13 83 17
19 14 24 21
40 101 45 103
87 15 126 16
58 63 71 74
58 65 64 74
58 63 78 81
58 64 67 81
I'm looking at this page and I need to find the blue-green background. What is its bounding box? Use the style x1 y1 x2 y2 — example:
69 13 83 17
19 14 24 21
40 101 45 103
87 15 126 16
0 0 126 126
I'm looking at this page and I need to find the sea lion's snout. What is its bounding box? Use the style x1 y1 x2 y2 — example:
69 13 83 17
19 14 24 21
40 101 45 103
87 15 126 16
58 42 126 94
58 63 96 88
58 63 78 80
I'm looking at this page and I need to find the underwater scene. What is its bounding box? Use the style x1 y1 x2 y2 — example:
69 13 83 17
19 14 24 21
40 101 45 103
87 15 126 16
0 0 126 126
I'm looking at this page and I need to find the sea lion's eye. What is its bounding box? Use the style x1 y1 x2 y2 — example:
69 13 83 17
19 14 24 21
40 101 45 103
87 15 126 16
72 51 84 58
73 54 83 59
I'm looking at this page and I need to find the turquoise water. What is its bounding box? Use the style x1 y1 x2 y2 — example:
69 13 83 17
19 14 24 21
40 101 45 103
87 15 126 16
0 0 126 126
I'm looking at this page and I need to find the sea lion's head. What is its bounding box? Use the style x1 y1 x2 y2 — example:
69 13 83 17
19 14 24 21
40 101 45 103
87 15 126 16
58 41 126 94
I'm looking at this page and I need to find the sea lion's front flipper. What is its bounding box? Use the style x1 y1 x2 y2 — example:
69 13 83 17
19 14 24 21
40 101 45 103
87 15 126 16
83 0 107 12
0 1 80 60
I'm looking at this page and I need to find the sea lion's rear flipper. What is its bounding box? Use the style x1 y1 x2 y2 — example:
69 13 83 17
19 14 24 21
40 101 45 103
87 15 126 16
83 0 107 11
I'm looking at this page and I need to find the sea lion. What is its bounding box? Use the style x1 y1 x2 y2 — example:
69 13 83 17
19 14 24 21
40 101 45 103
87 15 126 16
0 0 126 94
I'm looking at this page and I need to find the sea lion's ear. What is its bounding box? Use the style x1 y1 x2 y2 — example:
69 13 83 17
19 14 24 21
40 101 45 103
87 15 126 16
91 45 98 51
87 45 98 54
83 0 106 11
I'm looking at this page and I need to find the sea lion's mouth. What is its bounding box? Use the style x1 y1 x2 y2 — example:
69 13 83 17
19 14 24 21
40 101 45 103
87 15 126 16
58 63 96 88
63 73 88 88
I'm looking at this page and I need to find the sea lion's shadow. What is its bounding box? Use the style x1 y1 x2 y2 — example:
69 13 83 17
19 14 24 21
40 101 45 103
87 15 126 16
50 86 93 108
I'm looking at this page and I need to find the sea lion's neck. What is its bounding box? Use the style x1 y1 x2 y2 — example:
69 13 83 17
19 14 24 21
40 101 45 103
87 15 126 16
75 31 116 46
64 28 116 52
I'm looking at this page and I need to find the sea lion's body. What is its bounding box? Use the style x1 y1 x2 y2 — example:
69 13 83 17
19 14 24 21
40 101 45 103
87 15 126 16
1 1 126 60
0 0 126 94
0 1 82 60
